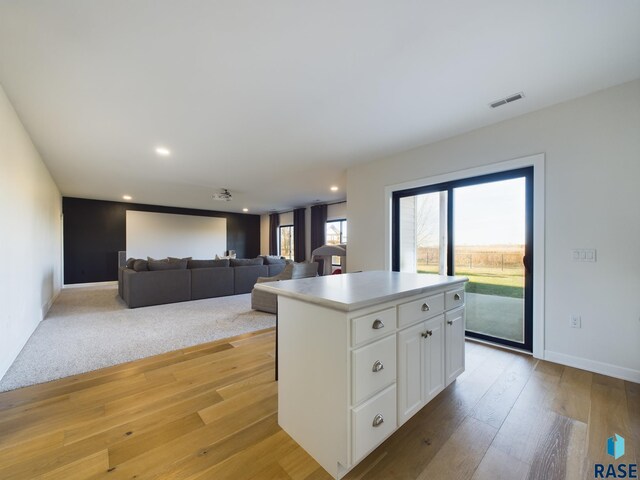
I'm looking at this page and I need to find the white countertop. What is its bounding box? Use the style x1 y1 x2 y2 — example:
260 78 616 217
253 270 468 312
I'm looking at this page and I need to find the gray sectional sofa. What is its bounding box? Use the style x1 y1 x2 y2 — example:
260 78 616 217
118 257 288 308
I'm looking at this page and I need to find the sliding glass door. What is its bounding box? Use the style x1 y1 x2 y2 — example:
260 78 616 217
392 168 533 352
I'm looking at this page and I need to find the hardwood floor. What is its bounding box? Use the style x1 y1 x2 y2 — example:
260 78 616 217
0 329 637 479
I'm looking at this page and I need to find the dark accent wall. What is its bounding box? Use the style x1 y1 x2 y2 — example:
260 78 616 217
63 197 261 284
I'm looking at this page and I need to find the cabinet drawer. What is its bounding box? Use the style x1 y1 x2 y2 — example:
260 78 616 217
445 288 465 310
352 384 397 463
352 335 396 406
351 307 396 347
398 293 444 328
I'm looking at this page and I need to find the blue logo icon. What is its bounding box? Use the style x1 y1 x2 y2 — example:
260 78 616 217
607 434 625 460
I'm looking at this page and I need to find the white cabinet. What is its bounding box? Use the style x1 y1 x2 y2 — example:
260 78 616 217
352 384 397 463
267 273 468 480
397 321 424 424
445 307 465 385
397 314 445 425
352 335 396 405
424 315 445 402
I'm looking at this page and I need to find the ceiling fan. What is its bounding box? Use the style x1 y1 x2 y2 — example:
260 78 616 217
212 188 233 202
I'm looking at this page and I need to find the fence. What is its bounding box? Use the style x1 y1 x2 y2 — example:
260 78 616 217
416 247 524 272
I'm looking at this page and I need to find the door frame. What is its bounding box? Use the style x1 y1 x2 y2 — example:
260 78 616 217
384 154 545 358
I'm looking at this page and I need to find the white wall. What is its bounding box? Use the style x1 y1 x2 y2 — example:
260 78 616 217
347 80 640 381
0 84 62 380
126 211 226 259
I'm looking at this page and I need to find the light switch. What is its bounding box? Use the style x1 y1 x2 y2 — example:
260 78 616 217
572 249 597 262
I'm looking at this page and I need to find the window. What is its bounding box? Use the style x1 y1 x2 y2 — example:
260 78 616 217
392 167 534 353
279 225 294 260
326 219 347 266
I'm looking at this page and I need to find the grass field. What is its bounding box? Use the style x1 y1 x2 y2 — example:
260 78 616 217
417 265 524 299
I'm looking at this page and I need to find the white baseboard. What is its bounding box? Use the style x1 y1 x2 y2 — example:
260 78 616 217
42 289 60 319
63 281 117 289
0 332 35 381
0 287 60 381
544 350 640 383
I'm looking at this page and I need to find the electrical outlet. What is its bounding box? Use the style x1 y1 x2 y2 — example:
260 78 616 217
570 315 581 328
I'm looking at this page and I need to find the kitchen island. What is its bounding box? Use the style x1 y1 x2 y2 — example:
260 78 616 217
254 270 468 479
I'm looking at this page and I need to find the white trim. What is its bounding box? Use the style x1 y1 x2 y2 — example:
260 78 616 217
383 153 546 359
465 337 533 356
544 350 640 383
0 326 37 380
0 287 60 381
63 280 118 289
42 289 61 319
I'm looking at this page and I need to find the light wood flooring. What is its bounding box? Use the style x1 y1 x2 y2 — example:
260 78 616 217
0 328 637 479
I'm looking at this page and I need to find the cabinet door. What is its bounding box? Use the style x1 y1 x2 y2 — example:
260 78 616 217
424 315 445 402
445 307 465 385
397 321 424 425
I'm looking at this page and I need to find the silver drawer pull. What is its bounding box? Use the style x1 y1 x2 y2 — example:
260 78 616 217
454 293 461 300
372 360 384 372
421 303 430 312
447 320 453 325
421 329 433 338
372 413 384 427
372 319 385 330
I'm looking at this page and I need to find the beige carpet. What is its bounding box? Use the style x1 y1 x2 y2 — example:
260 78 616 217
0 285 275 392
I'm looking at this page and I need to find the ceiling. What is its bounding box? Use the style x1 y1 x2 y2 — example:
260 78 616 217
1 1 639 214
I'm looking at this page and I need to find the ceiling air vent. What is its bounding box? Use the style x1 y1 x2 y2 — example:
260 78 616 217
490 92 524 109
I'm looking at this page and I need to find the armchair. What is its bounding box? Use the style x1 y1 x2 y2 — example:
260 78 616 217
251 262 318 313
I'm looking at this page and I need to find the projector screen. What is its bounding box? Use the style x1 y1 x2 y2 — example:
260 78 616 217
126 211 227 260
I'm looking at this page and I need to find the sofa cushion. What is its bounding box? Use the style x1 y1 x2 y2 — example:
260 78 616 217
230 257 264 267
188 259 230 269
191 267 234 299
126 257 137 269
291 262 319 279
148 259 188 271
267 263 287 277
133 260 149 271
234 265 269 294
263 256 286 265
122 268 191 308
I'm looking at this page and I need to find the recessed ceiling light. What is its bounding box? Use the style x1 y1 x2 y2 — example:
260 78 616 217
123 195 132 200
330 186 339 192
242 208 249 212
155 146 171 156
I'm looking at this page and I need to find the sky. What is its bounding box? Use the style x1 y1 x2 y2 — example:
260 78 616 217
416 177 525 247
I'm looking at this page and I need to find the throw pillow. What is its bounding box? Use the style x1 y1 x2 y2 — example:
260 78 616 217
187 259 230 269
125 257 136 269
133 260 149 271
148 259 188 271
264 256 286 265
230 257 264 267
168 256 192 262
